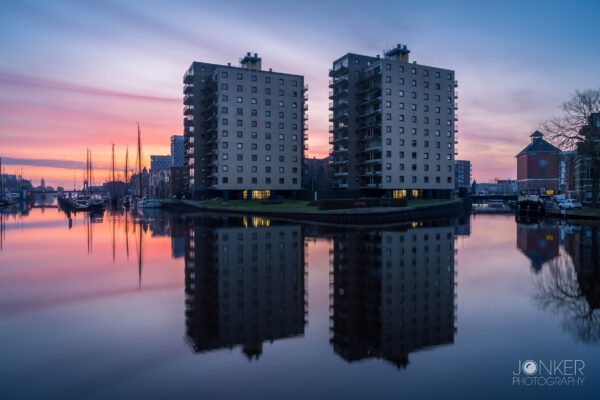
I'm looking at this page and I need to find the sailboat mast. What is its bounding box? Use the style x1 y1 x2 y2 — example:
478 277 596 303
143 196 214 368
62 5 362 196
111 143 116 198
124 146 129 196
137 123 142 197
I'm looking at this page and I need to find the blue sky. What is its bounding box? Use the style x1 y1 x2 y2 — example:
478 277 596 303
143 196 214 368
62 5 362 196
0 0 599 186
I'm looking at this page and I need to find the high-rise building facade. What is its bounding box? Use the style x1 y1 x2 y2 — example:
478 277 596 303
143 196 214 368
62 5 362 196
184 53 307 200
454 160 471 190
329 44 457 198
170 135 185 167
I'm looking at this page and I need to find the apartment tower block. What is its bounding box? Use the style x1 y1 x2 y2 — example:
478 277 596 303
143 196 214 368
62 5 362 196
329 44 458 199
184 53 307 200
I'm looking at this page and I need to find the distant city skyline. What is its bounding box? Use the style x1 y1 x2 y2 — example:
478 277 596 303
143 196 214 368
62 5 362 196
1 0 599 188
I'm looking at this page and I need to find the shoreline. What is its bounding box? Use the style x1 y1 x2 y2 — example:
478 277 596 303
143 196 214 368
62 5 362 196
177 198 468 225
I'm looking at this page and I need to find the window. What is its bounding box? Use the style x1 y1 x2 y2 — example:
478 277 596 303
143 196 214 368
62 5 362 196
222 177 228 184
236 119 243 126
222 165 228 172
399 78 405 84
221 94 228 102
411 92 417 99
222 118 228 125
265 110 271 117
251 75 257 82
411 67 416 75
252 166 257 172
251 98 257 104
278 78 284 85
222 142 229 149
279 134 285 140
265 155 271 161
221 83 228 90
237 143 243 149
221 71 228 78
386 113 392 120
386 64 391 70
386 88 392 95
222 130 228 137
411 80 417 87
386 101 391 108
265 88 271 95
279 101 284 107
236 85 243 92
399 90 405 97
251 109 257 116
237 73 243 80
411 104 417 111
221 106 228 114
237 96 243 103
222 154 228 160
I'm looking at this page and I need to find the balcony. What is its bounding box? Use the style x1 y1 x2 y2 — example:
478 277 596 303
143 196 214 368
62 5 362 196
184 84 194 94
183 94 194 105
328 76 349 88
183 70 194 84
329 89 349 99
329 64 349 77
303 103 309 111
333 171 349 177
330 135 349 144
183 105 194 115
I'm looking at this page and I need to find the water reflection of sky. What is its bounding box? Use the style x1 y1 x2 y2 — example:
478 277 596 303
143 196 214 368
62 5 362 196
0 208 599 400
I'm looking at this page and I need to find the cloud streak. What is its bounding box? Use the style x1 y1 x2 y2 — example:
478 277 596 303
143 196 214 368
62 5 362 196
2 156 109 171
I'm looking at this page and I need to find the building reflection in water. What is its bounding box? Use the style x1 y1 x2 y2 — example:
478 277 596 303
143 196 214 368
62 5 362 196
516 218 559 273
534 223 600 343
184 216 307 359
329 221 458 368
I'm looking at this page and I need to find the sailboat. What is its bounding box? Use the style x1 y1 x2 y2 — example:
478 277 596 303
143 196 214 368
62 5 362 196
135 123 161 209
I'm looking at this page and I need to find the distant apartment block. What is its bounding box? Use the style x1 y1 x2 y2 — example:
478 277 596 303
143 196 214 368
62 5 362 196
454 160 471 190
329 44 458 199
183 53 307 200
170 135 185 167
515 131 560 194
150 155 172 171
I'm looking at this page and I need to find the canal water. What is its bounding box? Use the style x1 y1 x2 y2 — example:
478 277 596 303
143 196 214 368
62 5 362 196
1 206 599 399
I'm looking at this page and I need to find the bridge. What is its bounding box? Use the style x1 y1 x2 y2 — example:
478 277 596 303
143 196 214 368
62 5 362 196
470 194 517 202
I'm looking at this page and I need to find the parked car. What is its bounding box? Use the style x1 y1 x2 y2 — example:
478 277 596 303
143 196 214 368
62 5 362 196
559 199 583 209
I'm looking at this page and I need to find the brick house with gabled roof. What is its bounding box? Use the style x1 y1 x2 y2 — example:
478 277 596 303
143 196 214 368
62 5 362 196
516 130 560 194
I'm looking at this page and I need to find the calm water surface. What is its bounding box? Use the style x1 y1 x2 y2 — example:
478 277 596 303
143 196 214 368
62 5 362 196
1 204 599 399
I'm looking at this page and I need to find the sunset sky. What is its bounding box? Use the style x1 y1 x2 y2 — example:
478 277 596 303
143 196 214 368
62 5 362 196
1 0 599 188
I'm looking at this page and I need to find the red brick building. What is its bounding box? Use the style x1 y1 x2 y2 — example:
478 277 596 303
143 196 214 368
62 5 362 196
516 131 560 194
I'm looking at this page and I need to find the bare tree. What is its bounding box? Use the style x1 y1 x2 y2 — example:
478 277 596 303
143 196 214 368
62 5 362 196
533 253 600 344
542 89 600 207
